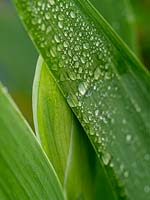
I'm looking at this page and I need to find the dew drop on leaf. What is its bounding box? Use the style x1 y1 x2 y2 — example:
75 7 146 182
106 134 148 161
54 35 60 43
144 185 150 193
67 94 78 108
83 43 90 50
126 134 132 143
49 0 55 6
124 170 129 178
70 11 76 18
45 13 51 20
94 67 101 80
78 82 88 95
41 24 46 31
58 21 63 29
102 152 111 165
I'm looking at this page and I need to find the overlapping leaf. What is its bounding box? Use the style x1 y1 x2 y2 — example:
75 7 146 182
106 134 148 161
33 56 116 200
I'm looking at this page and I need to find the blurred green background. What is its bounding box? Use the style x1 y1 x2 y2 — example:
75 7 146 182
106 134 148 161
0 0 149 127
0 0 38 126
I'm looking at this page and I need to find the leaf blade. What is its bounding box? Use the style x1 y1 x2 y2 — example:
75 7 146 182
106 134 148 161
0 84 65 200
33 56 117 200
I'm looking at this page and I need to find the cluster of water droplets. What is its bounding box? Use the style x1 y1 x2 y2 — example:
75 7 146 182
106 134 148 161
24 0 133 164
22 0 116 160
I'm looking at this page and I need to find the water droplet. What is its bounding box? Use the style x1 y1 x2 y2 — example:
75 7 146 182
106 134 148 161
122 119 127 124
67 94 78 107
81 57 86 64
73 55 78 61
49 0 55 6
45 13 51 20
41 24 46 31
95 110 99 116
37 1 42 6
70 11 76 18
63 41 69 48
89 127 95 136
78 67 82 73
74 45 80 51
83 43 89 50
57 44 63 51
54 35 60 43
126 134 132 143
82 114 89 123
78 82 88 95
58 14 64 21
31 18 37 25
46 26 52 34
58 60 64 68
110 162 114 168
94 67 101 80
124 170 129 178
37 18 42 24
68 71 76 80
51 64 58 71
50 47 57 57
58 21 63 29
102 152 111 165
144 185 150 193
74 62 79 68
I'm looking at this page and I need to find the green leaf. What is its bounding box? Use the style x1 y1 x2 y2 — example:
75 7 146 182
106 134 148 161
0 84 65 200
32 2 139 199
33 56 116 200
89 0 138 52
13 0 150 199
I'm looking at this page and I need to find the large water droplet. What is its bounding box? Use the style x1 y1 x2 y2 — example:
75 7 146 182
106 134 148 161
50 46 57 57
45 13 51 20
126 134 132 143
54 35 60 43
49 0 55 6
78 82 88 95
58 14 64 21
94 67 101 80
67 94 78 108
102 152 111 165
58 21 63 29
95 110 99 117
70 11 76 18
46 26 52 34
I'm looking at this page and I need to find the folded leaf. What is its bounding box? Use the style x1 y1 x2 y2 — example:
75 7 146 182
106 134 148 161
0 84 65 200
33 56 116 200
13 0 150 199
33 1 139 199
